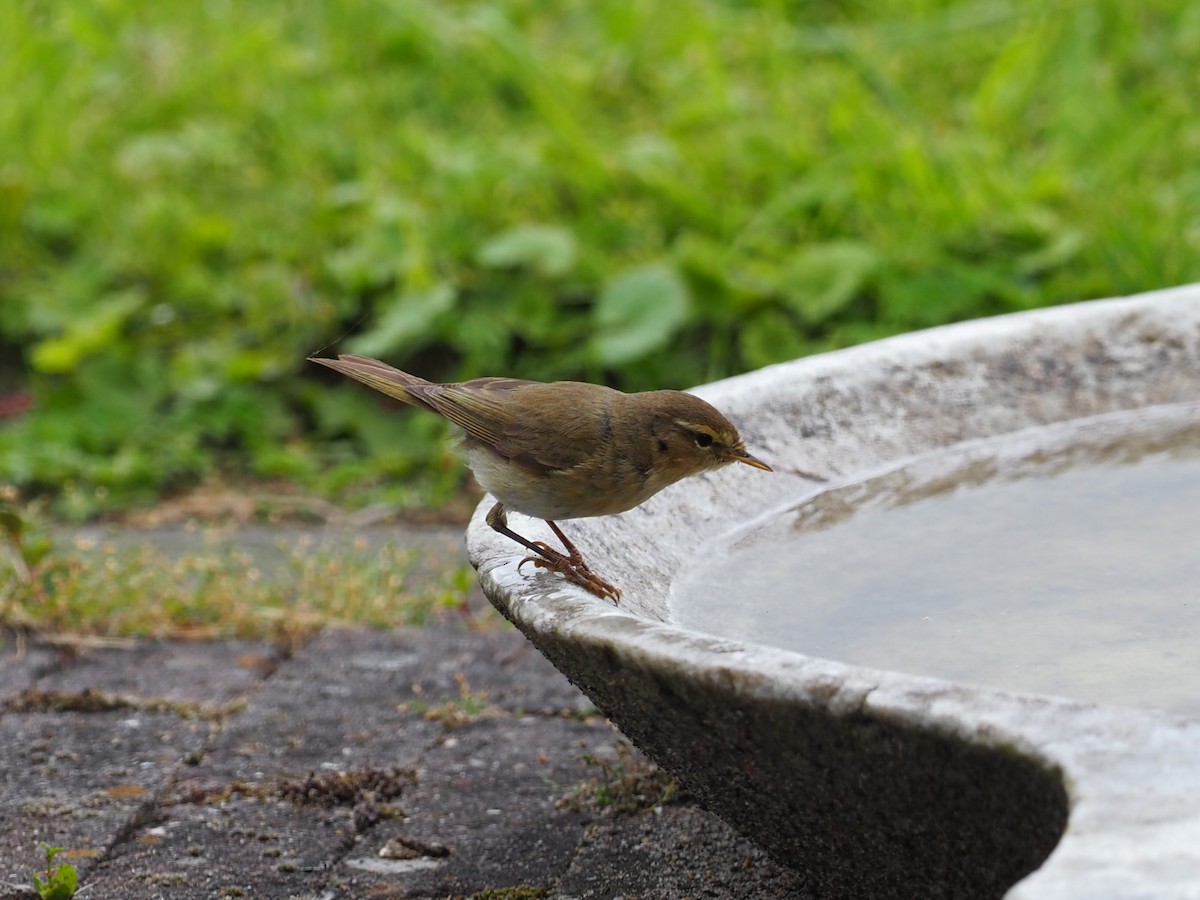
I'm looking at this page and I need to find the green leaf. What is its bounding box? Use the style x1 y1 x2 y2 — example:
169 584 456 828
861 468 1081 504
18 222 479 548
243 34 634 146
1015 226 1085 276
776 241 878 324
30 290 145 374
324 229 407 293
672 232 753 314
877 264 1006 327
477 224 578 277
47 863 77 900
0 506 24 542
738 308 812 369
346 283 456 358
22 533 53 568
590 263 691 366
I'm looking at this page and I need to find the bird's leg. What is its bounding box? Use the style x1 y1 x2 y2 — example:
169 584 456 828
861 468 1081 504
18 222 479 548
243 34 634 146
544 521 595 572
485 503 621 603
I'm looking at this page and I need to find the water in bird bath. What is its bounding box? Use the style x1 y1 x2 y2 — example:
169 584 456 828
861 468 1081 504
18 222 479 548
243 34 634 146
670 402 1200 717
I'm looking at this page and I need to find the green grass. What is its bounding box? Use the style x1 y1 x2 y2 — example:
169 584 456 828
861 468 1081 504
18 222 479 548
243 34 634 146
2 0 1199 514
0 511 476 639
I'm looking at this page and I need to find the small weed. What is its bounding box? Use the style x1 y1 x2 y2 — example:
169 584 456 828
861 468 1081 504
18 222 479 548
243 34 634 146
171 766 411 812
559 742 684 817
469 887 549 900
31 842 77 900
4 687 244 721
275 766 412 809
1 496 58 625
0 494 53 583
402 673 504 728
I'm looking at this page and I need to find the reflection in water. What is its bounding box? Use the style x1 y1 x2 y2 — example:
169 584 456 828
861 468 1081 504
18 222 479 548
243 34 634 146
670 403 1200 717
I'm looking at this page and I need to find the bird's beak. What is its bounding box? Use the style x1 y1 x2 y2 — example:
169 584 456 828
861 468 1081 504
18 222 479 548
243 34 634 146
728 447 773 472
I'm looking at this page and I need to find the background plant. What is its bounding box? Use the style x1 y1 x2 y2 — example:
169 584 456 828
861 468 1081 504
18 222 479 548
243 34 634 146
2 0 1197 514
0 509 473 638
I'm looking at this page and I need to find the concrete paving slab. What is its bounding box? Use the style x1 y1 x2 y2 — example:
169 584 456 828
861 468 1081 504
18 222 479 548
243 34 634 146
30 639 281 708
554 805 813 899
0 631 57 705
0 536 810 899
333 627 596 716
83 797 358 899
0 711 210 888
341 716 606 897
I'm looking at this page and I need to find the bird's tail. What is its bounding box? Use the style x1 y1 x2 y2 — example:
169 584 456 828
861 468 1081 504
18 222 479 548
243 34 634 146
307 355 432 406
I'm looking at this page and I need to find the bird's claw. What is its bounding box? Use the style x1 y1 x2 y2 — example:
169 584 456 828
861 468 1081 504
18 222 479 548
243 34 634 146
517 553 552 574
517 549 621 604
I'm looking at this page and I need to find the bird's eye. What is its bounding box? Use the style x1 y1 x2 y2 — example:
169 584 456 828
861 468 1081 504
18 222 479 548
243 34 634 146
694 432 714 448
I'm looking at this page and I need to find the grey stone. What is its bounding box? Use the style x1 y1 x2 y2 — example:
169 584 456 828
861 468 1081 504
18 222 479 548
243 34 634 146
0 631 56 704
337 716 600 897
554 806 812 899
30 639 281 707
86 798 357 898
0 611 806 898
0 711 210 886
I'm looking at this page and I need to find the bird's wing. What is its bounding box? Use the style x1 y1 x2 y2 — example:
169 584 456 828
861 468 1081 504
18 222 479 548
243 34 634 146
406 377 541 450
416 379 615 474
312 355 604 474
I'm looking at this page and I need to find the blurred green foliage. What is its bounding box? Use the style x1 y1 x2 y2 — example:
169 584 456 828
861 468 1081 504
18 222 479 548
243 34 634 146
1 0 1198 514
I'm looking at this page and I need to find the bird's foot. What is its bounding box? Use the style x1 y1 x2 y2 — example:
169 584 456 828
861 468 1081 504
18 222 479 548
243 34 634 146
518 542 621 604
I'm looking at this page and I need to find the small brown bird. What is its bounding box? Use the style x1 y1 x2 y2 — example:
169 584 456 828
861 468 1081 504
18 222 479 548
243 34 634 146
309 355 772 602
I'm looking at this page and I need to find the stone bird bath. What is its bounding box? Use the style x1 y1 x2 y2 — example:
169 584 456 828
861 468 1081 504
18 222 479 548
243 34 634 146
467 285 1200 899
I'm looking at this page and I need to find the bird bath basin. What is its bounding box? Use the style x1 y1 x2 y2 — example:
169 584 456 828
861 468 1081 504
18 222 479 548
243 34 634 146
466 284 1200 899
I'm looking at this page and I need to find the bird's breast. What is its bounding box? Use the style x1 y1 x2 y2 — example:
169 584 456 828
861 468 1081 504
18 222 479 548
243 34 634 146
462 442 661 521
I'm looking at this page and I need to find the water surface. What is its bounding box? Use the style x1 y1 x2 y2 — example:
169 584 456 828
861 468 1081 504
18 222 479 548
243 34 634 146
670 404 1200 716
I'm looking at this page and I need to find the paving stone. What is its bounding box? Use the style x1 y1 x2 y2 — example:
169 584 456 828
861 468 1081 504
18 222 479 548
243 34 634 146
31 639 280 707
83 797 357 899
0 631 56 705
338 715 608 898
0 711 211 888
553 804 813 899
385 625 595 715
181 631 446 791
0 525 817 899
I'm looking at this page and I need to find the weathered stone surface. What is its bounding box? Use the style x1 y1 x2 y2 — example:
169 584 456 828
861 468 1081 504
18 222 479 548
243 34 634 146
30 638 280 706
0 631 57 704
556 805 813 899
337 716 602 897
0 601 806 898
0 711 210 888
84 798 356 899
